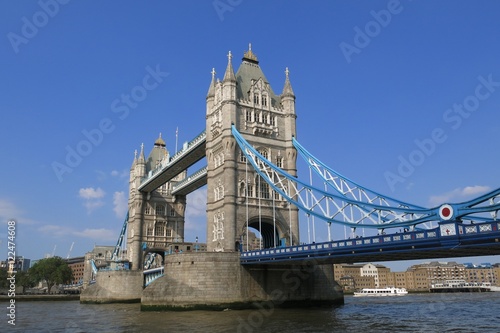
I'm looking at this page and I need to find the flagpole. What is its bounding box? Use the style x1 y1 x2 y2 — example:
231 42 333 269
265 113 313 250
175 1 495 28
175 127 178 153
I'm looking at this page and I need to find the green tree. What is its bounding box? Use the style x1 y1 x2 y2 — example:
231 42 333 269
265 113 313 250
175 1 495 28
29 257 73 293
0 268 7 289
17 270 36 294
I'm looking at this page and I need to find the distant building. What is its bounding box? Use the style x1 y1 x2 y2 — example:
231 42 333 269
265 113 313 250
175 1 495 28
1 256 31 273
65 256 85 285
463 262 499 285
83 245 116 289
334 263 391 290
334 261 500 291
408 261 466 286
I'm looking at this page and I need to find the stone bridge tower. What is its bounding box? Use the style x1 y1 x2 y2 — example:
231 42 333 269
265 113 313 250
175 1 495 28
205 45 299 252
127 135 187 269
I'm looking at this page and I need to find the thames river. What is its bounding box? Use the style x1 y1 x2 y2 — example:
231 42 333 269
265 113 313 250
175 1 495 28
5 293 500 332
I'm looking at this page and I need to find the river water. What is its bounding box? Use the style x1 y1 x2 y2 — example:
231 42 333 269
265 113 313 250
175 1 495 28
5 293 500 332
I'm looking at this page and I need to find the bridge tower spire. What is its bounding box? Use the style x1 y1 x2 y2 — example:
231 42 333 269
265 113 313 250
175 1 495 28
205 45 299 252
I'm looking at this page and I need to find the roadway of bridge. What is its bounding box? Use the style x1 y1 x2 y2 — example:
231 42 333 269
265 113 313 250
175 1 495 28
240 221 500 265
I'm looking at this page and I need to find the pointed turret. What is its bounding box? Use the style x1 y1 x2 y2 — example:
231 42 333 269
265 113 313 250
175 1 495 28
281 67 297 141
206 68 216 98
135 143 146 178
138 143 145 163
130 149 138 182
282 67 295 98
222 51 237 101
223 51 236 82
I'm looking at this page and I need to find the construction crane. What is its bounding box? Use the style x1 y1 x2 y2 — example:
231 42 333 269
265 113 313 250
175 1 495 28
66 242 74 259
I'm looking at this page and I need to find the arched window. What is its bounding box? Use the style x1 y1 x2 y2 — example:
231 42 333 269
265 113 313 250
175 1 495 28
259 149 268 160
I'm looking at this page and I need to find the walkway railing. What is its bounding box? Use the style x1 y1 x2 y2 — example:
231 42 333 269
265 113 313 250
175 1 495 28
144 266 164 287
172 166 207 193
139 130 206 190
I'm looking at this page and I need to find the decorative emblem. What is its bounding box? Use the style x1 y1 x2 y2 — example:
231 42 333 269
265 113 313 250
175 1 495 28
439 204 454 220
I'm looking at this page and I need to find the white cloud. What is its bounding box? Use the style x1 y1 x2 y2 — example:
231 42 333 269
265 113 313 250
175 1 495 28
428 185 491 206
38 224 116 242
186 188 207 218
83 200 105 213
0 198 37 225
113 191 128 218
79 187 105 199
73 228 116 241
0 198 21 220
111 169 128 179
79 187 106 214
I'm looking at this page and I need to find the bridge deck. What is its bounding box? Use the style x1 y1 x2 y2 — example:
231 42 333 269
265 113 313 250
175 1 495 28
172 167 207 195
240 221 500 265
139 132 206 193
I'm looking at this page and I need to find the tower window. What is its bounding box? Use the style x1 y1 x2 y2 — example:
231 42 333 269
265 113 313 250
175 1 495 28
155 205 165 216
239 151 247 163
246 110 252 122
155 221 166 237
262 95 267 107
259 149 268 160
276 156 283 168
258 178 270 199
253 94 260 105
247 183 254 197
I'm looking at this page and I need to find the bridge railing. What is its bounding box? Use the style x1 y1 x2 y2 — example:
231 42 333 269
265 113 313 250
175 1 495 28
144 266 164 287
140 130 206 186
241 220 500 262
172 166 207 192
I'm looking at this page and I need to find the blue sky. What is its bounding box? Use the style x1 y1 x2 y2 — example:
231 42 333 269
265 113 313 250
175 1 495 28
1 0 499 271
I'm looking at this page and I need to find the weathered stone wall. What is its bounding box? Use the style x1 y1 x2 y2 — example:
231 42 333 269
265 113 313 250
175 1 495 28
141 252 243 310
80 270 143 303
141 252 343 310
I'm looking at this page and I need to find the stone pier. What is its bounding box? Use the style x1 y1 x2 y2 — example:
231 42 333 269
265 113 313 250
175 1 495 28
80 270 143 304
141 252 344 310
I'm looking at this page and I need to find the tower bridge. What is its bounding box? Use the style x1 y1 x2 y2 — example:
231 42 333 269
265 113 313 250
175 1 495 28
81 45 500 310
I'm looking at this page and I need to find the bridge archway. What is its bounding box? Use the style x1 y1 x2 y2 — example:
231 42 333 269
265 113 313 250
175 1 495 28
143 248 165 269
243 217 283 250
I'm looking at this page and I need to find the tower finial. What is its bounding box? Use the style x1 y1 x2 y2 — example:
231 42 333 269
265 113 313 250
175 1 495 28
134 149 138 159
285 67 290 78
211 68 216 79
242 43 259 64
227 51 232 61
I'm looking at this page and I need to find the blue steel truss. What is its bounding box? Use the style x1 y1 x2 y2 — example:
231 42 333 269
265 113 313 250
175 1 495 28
112 212 129 261
231 126 500 230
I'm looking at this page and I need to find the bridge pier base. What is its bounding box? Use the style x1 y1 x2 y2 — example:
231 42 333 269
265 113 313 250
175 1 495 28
80 270 143 304
141 252 343 311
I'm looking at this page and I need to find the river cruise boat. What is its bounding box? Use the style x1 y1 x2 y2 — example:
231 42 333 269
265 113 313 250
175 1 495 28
353 287 408 297
430 280 494 293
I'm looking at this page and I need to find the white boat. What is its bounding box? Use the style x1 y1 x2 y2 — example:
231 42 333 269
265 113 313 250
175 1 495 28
430 280 495 292
353 287 408 297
